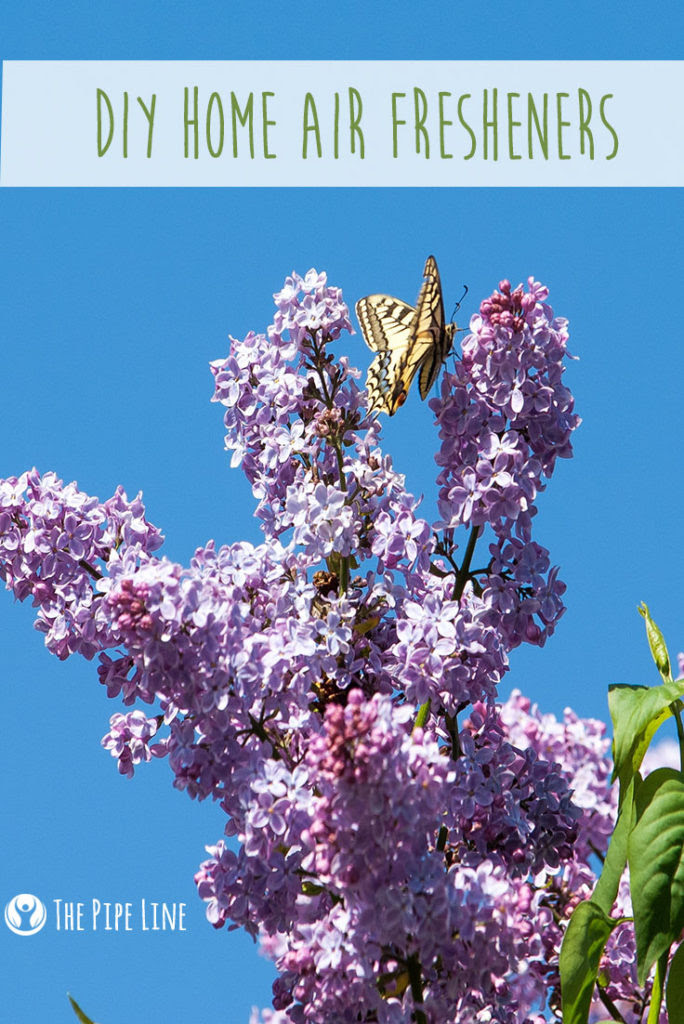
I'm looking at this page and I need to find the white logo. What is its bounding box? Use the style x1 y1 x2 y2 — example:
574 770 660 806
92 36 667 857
4 893 47 935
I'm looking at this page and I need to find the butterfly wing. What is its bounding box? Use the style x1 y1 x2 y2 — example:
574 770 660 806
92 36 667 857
413 255 455 399
356 256 457 416
356 294 418 416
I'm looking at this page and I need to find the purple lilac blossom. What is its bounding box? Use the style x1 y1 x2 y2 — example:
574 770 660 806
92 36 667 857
0 267 640 1023
499 690 673 1023
433 279 579 650
102 710 161 778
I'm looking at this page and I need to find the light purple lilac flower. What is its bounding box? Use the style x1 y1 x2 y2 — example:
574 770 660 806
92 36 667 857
0 266 622 1024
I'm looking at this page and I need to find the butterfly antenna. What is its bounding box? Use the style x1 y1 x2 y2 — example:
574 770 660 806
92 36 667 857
450 284 468 321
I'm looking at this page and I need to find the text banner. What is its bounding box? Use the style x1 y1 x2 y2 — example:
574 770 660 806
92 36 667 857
1 60 682 186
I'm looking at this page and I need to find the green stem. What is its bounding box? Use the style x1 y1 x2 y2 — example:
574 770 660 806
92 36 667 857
587 840 606 864
445 712 461 759
646 949 669 1024
331 438 350 594
406 954 427 1024
413 699 431 733
673 702 684 774
596 982 629 1024
453 525 481 601
414 528 481 734
338 558 349 594
309 331 334 407
309 331 351 594
78 557 103 581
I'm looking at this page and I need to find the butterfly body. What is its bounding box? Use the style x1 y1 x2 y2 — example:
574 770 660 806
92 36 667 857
356 256 456 416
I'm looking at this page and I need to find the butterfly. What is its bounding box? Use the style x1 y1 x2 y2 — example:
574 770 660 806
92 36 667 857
356 255 457 417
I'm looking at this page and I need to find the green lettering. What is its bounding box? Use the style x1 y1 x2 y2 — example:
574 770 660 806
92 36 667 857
184 87 199 159
206 92 224 158
391 92 406 158
527 93 548 159
262 92 276 159
137 95 156 158
578 88 594 158
483 88 498 161
507 92 522 160
457 94 476 159
334 92 340 159
600 94 619 160
414 87 429 157
349 87 364 158
438 91 452 159
230 93 254 158
556 92 571 160
302 93 322 158
123 91 129 159
96 89 114 156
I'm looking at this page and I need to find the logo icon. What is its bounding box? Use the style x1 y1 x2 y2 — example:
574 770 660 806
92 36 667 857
4 893 47 935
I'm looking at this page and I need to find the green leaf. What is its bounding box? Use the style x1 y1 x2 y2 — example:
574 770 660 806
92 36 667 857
639 602 672 680
68 995 98 1024
592 776 636 915
560 901 619 1024
413 699 431 732
647 951 669 1024
608 680 684 796
666 941 684 1024
628 768 684 984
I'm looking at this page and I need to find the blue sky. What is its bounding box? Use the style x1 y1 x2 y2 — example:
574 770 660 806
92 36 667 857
1 5 684 1024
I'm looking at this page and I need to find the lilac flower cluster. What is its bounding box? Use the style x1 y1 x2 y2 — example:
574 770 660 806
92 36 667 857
197 691 576 1023
102 710 161 778
0 265 625 1023
384 576 508 714
498 691 672 1023
210 270 356 540
434 279 579 649
0 470 162 660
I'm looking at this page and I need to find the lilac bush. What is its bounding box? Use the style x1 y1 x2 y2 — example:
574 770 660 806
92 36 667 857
0 266 654 1022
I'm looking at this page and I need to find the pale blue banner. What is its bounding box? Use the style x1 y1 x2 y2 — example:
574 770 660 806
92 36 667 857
1 60 681 186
